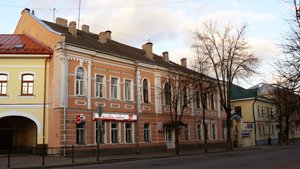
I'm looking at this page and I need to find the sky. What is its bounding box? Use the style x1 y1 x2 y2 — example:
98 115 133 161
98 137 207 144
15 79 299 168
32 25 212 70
0 0 294 88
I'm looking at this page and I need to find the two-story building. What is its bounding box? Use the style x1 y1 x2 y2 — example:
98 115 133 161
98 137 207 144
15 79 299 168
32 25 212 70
0 34 52 150
231 84 278 147
14 8 226 154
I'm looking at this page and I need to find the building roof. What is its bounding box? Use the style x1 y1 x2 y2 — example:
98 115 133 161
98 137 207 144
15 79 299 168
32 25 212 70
0 34 53 55
42 20 188 69
231 84 273 102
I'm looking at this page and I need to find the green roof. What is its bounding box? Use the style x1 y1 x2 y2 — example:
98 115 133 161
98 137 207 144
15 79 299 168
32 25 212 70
230 84 258 100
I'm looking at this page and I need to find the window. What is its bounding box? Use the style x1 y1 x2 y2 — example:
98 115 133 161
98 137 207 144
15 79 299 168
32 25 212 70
184 125 190 140
0 74 8 95
75 67 85 96
210 94 214 110
111 122 119 143
143 79 149 103
257 106 260 117
258 125 262 136
212 124 217 140
95 75 105 98
234 106 242 117
125 123 133 143
21 74 34 95
196 91 200 108
203 93 207 109
144 123 151 142
164 83 171 105
125 79 132 101
183 86 187 106
197 124 202 140
95 121 105 144
76 122 85 144
110 77 119 99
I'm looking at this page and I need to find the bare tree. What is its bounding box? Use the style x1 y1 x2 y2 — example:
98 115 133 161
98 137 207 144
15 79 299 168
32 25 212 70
163 67 196 155
193 48 216 153
193 21 259 149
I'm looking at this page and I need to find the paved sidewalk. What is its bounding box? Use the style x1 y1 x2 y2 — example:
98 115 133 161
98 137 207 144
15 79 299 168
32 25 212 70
0 145 289 169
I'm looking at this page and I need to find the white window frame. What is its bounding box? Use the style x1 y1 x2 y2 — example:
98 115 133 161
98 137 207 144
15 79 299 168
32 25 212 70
142 78 151 103
0 73 8 96
144 123 151 142
95 121 106 144
124 78 133 101
75 67 86 96
95 74 106 98
124 122 134 143
110 122 120 143
110 76 120 100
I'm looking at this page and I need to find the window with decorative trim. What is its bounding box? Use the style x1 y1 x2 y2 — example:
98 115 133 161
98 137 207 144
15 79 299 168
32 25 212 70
125 79 133 101
95 75 105 98
143 79 149 103
164 82 171 105
110 77 119 99
75 67 85 96
21 74 34 95
0 74 8 95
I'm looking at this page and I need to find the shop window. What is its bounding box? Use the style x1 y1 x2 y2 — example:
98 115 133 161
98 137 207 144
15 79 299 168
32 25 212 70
125 123 133 143
95 121 105 144
111 122 119 143
21 74 34 95
76 122 86 144
144 123 151 142
95 75 105 98
0 74 8 95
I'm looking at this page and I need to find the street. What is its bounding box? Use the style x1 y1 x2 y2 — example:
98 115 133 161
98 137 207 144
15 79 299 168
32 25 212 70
56 145 300 169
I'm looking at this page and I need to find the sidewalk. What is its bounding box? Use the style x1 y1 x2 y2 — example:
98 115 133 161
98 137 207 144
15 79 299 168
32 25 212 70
0 144 295 169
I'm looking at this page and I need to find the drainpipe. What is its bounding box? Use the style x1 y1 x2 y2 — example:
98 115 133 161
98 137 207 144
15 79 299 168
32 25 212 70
252 97 257 146
62 43 68 157
135 60 140 154
42 55 52 159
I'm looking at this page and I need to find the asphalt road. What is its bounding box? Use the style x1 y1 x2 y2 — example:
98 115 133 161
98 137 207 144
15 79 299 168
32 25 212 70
56 145 300 169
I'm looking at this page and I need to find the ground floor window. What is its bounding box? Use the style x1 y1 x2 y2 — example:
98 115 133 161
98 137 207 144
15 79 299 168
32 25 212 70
185 125 190 140
144 123 151 142
76 122 85 144
125 123 133 143
111 122 119 143
197 124 202 140
212 124 217 140
95 121 105 144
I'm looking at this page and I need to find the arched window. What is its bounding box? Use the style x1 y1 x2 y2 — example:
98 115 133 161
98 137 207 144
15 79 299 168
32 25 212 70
21 74 34 95
164 82 171 105
76 67 85 96
0 74 8 95
143 79 149 103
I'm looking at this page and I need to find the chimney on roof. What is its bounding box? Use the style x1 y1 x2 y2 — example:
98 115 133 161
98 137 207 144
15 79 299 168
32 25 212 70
21 8 30 15
162 51 169 62
56 17 68 27
142 42 153 59
181 58 187 68
82 24 89 33
68 21 77 37
99 30 111 43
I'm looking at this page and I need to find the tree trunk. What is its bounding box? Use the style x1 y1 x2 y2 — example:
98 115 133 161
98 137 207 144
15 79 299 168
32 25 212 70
285 116 290 145
175 123 180 155
278 116 282 145
202 107 208 153
226 111 233 150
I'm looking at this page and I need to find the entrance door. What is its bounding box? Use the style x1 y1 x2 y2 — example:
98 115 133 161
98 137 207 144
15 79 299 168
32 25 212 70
166 128 174 149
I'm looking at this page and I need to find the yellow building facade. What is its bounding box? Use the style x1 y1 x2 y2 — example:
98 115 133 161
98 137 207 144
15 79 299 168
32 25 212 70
0 34 52 150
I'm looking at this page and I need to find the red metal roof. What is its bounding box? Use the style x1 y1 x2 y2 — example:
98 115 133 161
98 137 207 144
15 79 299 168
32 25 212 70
0 34 53 55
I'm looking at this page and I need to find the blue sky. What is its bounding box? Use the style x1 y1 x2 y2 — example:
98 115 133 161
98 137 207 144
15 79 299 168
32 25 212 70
0 0 293 88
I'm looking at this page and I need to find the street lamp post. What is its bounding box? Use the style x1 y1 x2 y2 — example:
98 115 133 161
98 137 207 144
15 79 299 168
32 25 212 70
97 105 103 161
